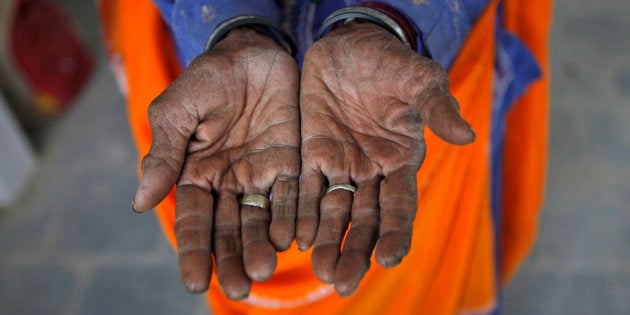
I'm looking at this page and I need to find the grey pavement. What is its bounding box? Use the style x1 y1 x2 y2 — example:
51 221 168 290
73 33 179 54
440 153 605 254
503 2 630 314
0 1 628 314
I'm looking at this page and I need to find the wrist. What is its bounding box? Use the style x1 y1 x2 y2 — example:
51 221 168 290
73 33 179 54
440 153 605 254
205 15 296 57
220 26 282 50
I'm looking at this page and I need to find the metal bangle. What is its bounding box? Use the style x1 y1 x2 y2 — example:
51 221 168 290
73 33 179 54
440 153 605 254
204 15 297 57
316 6 410 47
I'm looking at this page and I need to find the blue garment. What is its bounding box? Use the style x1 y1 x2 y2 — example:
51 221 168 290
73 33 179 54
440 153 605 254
153 0 489 68
151 2 541 314
152 0 283 65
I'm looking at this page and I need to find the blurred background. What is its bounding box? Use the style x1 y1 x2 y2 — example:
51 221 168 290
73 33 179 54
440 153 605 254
0 0 627 314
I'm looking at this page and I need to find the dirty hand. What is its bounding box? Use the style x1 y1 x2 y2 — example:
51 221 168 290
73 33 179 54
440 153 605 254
298 21 475 297
131 27 300 299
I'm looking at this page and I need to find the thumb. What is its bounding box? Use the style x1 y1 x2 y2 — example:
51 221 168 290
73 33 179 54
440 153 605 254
416 85 475 145
132 102 196 213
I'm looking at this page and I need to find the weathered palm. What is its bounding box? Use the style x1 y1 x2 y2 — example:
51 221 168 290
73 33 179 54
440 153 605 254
131 28 300 299
298 22 475 297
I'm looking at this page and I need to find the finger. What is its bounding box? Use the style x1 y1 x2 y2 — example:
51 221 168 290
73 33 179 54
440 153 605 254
270 176 299 251
311 185 353 283
132 101 196 212
375 165 418 268
175 185 213 293
297 170 325 251
334 179 380 297
214 193 251 300
416 84 475 145
241 203 277 282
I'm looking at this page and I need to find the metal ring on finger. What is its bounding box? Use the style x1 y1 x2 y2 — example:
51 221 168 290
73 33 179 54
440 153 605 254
240 194 271 209
326 184 357 194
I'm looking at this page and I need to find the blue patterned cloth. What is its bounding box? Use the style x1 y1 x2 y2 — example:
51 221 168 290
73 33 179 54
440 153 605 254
151 2 542 313
152 0 492 68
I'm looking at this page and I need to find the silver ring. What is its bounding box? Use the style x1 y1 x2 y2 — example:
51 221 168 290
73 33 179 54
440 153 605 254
240 194 270 209
326 184 357 194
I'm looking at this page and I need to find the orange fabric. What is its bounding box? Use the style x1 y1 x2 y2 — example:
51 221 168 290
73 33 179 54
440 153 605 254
499 0 552 283
98 0 548 313
99 1 181 248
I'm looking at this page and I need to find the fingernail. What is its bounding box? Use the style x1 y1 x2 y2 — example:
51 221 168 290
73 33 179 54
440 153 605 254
131 199 140 213
183 279 206 294
467 125 476 141
298 243 309 252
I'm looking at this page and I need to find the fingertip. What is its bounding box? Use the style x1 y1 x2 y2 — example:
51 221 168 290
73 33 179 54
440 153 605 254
130 198 149 213
333 252 369 298
248 270 274 283
297 232 313 251
335 278 363 298
465 124 476 143
296 233 315 252
269 220 294 252
134 153 182 212
427 114 476 146
297 170 324 250
335 283 358 298
298 242 311 252
247 262 277 282
451 120 476 145
220 269 251 300
313 267 334 284
217 259 252 300
182 277 209 294
131 186 154 213
296 217 317 251
269 216 295 252
270 176 298 251
130 200 140 213
312 244 339 284
419 91 477 145
375 232 411 268
244 241 277 282
178 253 211 294
223 284 251 301
375 252 403 269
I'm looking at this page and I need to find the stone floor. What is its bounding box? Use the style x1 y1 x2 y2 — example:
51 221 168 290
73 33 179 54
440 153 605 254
0 1 628 314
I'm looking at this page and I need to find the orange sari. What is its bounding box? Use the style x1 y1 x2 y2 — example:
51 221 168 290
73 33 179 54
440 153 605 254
99 0 550 313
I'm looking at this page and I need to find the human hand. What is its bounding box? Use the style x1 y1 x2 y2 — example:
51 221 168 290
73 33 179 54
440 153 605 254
131 27 300 299
298 21 475 297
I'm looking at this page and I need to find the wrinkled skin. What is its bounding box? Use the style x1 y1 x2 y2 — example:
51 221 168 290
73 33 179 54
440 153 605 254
298 21 475 297
131 27 300 300
133 20 474 301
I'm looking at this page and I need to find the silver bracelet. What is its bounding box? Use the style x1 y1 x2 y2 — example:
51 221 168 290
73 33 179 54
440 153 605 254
204 15 297 56
316 6 410 47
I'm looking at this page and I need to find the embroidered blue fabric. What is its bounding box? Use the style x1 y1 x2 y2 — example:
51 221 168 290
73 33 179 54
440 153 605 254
150 1 542 313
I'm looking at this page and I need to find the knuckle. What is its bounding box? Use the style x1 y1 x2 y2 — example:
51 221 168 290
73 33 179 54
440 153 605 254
141 152 179 177
213 234 242 256
272 203 296 219
351 213 380 228
175 213 211 231
176 229 210 252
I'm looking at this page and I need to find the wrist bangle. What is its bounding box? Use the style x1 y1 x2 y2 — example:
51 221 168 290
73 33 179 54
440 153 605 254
316 4 418 51
205 15 297 57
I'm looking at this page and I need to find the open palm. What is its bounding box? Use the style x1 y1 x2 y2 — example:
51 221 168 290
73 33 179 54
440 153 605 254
298 22 475 296
131 27 300 299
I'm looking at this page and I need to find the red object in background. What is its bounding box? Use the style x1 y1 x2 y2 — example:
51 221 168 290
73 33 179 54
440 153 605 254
1 0 93 120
